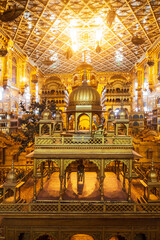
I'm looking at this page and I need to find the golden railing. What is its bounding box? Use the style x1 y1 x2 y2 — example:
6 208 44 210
35 136 132 146
0 201 160 214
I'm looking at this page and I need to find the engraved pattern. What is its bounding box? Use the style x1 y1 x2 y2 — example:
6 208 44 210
35 136 132 146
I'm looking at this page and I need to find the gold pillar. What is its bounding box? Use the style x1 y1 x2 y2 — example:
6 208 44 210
100 159 105 201
40 162 44 190
137 68 143 111
59 158 64 200
123 162 126 191
33 158 37 202
89 112 92 133
128 160 132 202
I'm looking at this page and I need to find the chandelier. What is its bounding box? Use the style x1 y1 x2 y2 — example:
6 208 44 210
131 35 145 46
0 2 25 22
42 57 56 66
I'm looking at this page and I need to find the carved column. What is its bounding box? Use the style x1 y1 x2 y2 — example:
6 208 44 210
59 158 64 200
33 158 37 202
48 160 51 180
128 159 132 202
64 170 66 192
40 162 44 190
123 162 126 191
100 159 105 201
137 68 143 111
117 161 120 180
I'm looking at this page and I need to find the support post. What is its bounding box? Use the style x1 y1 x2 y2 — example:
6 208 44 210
59 159 64 200
128 160 132 202
40 162 44 190
48 160 51 180
100 159 105 201
117 161 120 180
33 158 37 202
64 170 66 192
123 162 126 191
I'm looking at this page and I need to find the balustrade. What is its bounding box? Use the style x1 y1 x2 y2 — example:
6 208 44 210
0 201 159 214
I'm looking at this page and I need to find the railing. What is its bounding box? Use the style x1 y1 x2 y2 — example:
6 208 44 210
35 136 132 146
0 201 160 214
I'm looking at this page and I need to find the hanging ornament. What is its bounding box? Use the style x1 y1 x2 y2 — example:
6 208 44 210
106 10 116 28
95 41 102 54
65 47 73 60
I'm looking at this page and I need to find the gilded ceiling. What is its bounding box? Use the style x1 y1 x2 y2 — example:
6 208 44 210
1 0 160 74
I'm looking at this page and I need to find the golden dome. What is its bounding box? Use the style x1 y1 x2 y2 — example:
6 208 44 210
41 107 52 120
69 81 100 107
117 109 128 119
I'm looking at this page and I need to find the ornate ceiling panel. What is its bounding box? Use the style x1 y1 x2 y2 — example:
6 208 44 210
1 0 160 74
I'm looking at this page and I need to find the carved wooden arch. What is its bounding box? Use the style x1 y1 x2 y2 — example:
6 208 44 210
62 231 101 240
133 232 148 240
33 231 58 240
105 232 130 240
64 158 101 172
36 159 60 168
104 159 129 169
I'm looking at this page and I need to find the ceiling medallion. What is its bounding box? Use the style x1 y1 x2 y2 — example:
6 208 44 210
131 35 145 46
0 4 25 22
0 46 8 57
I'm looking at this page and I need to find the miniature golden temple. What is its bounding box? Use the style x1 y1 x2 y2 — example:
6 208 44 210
0 0 160 239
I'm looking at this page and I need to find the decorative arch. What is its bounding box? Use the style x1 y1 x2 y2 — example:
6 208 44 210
62 231 101 240
105 233 129 240
104 159 129 169
70 234 95 240
33 232 58 240
63 159 100 172
36 159 60 168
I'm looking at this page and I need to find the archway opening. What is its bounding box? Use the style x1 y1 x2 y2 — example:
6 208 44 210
70 234 94 240
78 114 90 131
64 159 99 200
36 234 53 240
134 233 146 240
109 235 126 240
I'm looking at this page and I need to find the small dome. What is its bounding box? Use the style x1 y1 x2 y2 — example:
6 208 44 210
148 166 158 183
68 82 100 107
55 109 62 121
108 109 115 120
117 109 128 119
41 107 52 120
6 169 17 184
